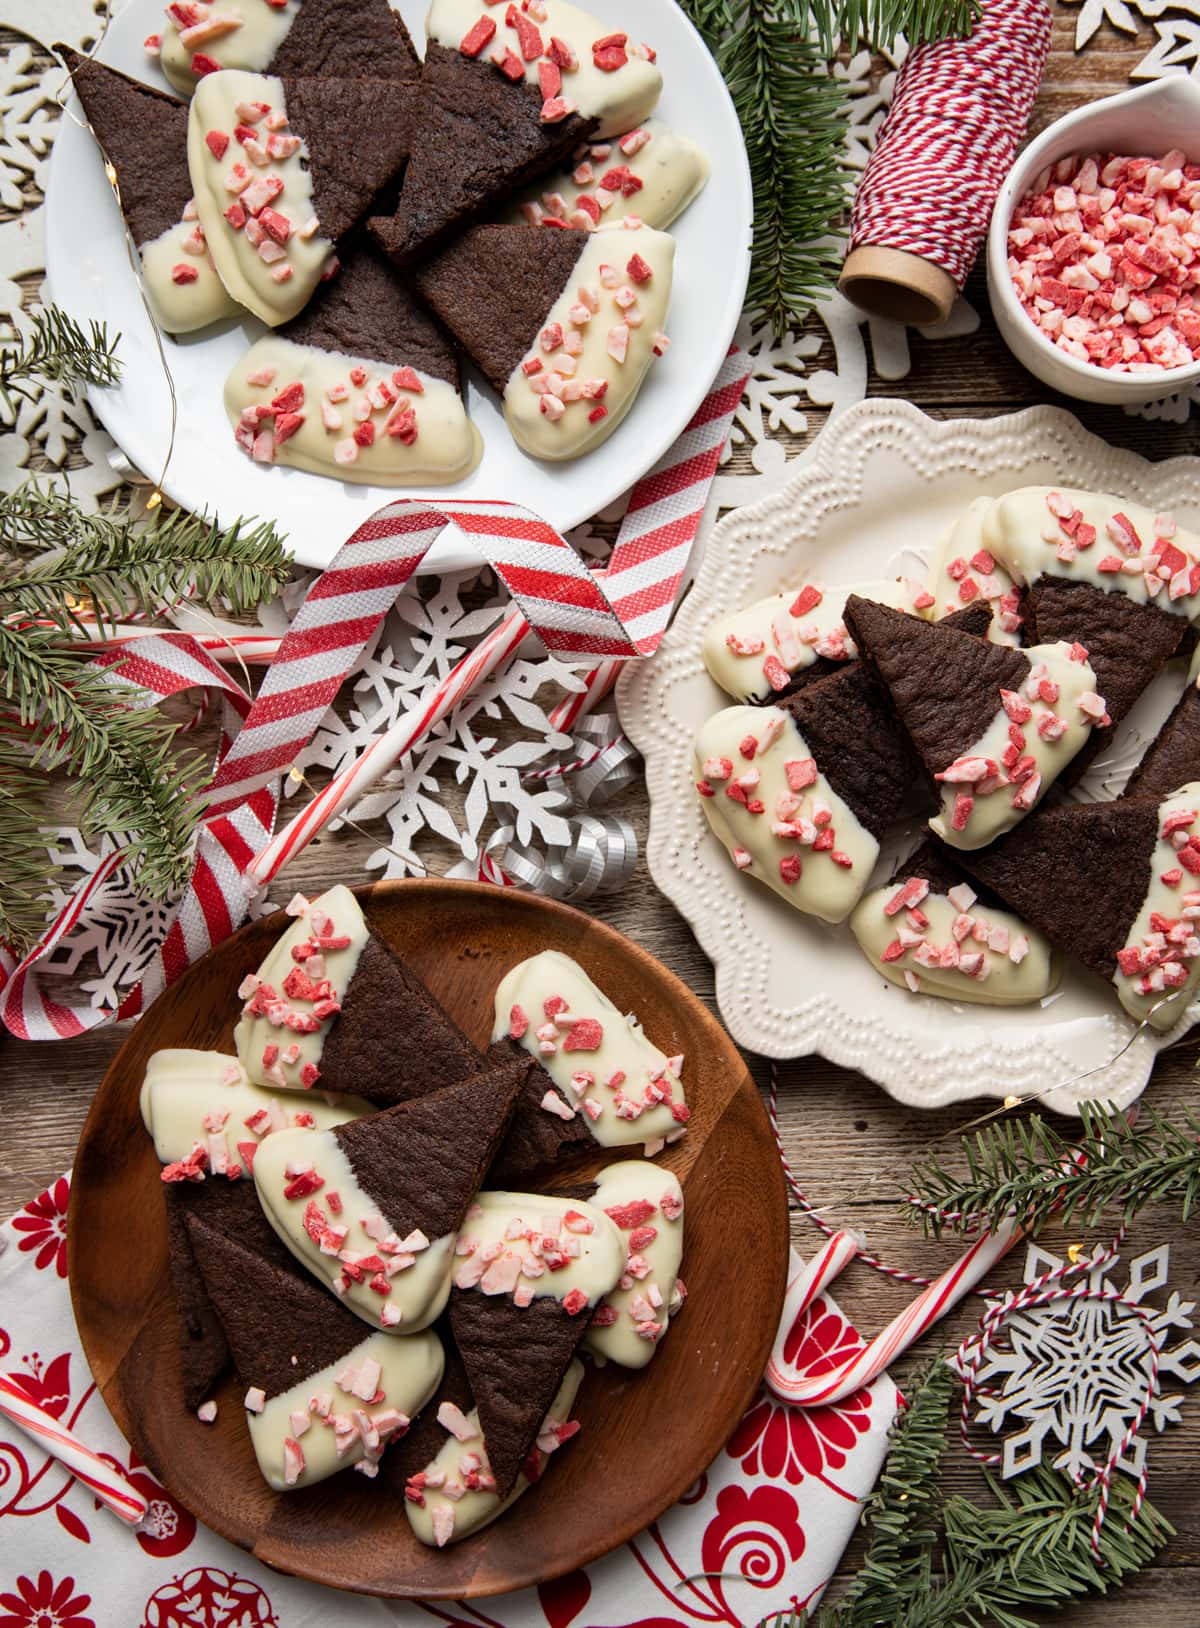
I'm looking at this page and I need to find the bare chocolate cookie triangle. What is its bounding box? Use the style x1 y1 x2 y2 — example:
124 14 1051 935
267 0 421 81
331 1061 530 1242
485 1037 593 1182
951 799 1160 981
408 223 590 395
370 45 594 266
1124 681 1200 802
277 78 416 242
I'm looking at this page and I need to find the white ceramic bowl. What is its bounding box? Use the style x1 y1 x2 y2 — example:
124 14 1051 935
986 76 1200 406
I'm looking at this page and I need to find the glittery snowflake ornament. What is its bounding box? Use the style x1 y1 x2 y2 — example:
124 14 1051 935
962 1242 1200 1482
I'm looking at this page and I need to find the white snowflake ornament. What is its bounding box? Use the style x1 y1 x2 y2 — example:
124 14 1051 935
960 1242 1200 1483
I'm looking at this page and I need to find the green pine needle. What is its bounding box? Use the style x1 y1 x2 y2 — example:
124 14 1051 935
901 1100 1200 1240
0 739 60 953
0 307 120 419
1 481 292 633
677 0 980 337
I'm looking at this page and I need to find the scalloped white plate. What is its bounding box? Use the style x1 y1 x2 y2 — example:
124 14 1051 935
618 399 1200 1116
43 0 751 572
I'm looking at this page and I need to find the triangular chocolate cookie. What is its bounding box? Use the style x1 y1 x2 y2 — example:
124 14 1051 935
59 48 237 333
485 1038 594 1181
952 798 1160 981
156 0 421 96
1125 680 1200 802
165 1178 298 1409
410 223 590 396
370 44 595 266
843 595 1109 849
772 598 994 701
188 71 415 326
225 241 481 483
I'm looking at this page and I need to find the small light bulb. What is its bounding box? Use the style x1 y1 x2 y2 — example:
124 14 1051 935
1067 1243 1085 1265
145 489 163 510
1003 1094 1021 1110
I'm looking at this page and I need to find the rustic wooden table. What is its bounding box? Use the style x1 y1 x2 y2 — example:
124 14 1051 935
4 9 1199 1621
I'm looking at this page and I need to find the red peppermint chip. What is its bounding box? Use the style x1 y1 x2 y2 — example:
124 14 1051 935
206 129 230 159
605 1198 656 1229
562 1017 603 1052
563 1288 589 1316
459 15 496 55
509 1002 529 1039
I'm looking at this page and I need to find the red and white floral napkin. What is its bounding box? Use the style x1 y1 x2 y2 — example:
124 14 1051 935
1 1177 896 1628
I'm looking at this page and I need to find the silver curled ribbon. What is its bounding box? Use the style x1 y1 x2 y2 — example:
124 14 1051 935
487 714 641 900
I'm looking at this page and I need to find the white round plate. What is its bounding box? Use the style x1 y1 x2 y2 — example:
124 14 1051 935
44 0 751 571
618 399 1200 1116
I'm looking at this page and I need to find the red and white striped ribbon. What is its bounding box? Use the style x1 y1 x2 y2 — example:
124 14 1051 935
0 351 747 1042
0 1372 149 1525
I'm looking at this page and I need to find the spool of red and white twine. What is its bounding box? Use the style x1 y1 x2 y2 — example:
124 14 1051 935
840 0 1052 326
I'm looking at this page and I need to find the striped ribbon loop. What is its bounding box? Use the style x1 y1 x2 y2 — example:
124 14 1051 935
0 350 747 1042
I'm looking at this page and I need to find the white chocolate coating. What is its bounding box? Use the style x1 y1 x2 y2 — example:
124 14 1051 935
187 71 330 326
253 1125 455 1331
702 576 928 704
583 1161 683 1369
427 0 663 137
1113 783 1200 1031
406 1360 583 1546
507 118 710 232
234 886 368 1093
225 337 481 483
452 1191 625 1305
248 1327 443 1491
139 1047 369 1168
929 642 1103 851
924 497 1023 646
693 705 878 924
141 219 241 333
850 885 1059 1006
981 487 1200 619
503 225 673 461
491 949 688 1148
160 0 298 96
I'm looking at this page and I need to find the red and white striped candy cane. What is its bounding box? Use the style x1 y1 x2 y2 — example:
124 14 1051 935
766 1218 1023 1407
0 1372 148 1525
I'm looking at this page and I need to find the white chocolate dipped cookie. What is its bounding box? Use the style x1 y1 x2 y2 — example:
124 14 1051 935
694 704 879 923
234 885 369 1093
981 487 1200 616
187 71 331 324
141 213 241 333
703 576 933 704
452 1191 625 1311
492 949 689 1153
427 0 663 139
225 337 481 482
1113 784 1200 1030
139 1047 370 1173
405 1361 584 1548
584 1162 684 1368
508 117 710 233
503 224 674 461
158 0 298 96
850 872 1059 1005
929 642 1106 852
252 1125 457 1332
247 1328 443 1490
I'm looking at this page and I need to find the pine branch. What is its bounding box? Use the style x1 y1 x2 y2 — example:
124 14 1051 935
0 307 120 419
0 481 291 633
901 1101 1200 1240
677 0 980 336
0 738 60 953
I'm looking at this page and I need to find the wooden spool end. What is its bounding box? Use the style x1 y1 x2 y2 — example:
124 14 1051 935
839 246 958 328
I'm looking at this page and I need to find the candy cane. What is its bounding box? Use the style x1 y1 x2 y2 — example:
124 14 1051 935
0 1373 148 1525
766 1218 1023 1406
772 1230 864 1367
548 659 622 733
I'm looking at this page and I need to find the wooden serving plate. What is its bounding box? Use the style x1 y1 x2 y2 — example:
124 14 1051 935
69 880 788 1599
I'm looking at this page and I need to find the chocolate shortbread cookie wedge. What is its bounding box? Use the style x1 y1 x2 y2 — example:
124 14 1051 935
251 1062 529 1331
843 595 1111 851
157 0 421 98
59 49 239 334
370 1 662 265
409 221 674 460
223 241 481 483
448 1190 623 1500
187 1216 443 1489
953 784 1200 1032
1124 662 1200 801
188 70 414 325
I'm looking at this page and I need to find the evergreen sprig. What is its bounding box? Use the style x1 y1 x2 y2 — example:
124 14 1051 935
677 0 978 336
787 1360 1173 1628
1 482 291 633
0 307 120 419
901 1101 1200 1240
